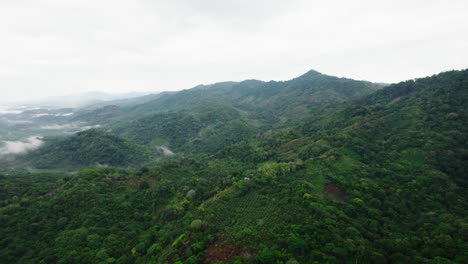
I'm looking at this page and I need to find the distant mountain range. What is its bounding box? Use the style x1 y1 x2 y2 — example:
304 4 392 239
7 91 156 108
6 69 385 169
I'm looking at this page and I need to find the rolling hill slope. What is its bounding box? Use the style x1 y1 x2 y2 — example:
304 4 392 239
0 69 466 263
25 129 153 169
122 70 383 125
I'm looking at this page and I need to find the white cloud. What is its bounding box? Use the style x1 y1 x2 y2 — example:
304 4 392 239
0 0 467 102
78 125 101 131
7 120 33 124
39 122 100 131
33 112 74 118
0 107 24 114
157 146 174 156
39 122 80 130
0 136 44 155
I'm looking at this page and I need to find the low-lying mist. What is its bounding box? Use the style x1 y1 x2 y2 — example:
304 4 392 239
0 136 44 155
39 122 101 131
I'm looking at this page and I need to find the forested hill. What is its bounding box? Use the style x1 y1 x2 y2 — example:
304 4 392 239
122 69 383 124
0 70 466 264
24 129 153 169
47 69 384 162
73 69 383 127
1 69 383 171
110 104 258 154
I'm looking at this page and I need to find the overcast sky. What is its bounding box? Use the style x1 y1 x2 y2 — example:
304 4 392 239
1 0 467 102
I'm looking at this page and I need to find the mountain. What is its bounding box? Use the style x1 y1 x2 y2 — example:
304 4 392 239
63 70 383 156
12 69 383 166
0 69 466 263
17 91 155 109
71 105 123 124
75 93 168 113
121 70 383 125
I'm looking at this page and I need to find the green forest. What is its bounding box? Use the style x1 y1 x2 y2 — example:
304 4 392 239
0 69 466 263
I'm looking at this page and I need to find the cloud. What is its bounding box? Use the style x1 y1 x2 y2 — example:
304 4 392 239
39 123 81 130
78 125 101 131
0 107 23 114
0 0 467 102
0 136 44 155
33 113 51 117
6 120 33 124
157 146 174 156
39 122 100 131
32 113 74 117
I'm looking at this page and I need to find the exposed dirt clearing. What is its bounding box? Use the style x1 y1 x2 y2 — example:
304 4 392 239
204 238 245 263
324 183 347 202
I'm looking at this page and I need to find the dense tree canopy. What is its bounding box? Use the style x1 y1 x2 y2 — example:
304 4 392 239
0 69 466 263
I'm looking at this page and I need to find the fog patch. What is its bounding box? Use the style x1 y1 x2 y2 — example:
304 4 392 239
40 122 81 130
7 119 33 124
33 113 50 117
158 146 175 156
0 136 44 155
95 162 109 168
0 107 23 115
33 112 74 118
79 124 101 131
39 122 100 131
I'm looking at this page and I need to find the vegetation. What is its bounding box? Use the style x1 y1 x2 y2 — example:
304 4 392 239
111 104 258 153
0 69 466 263
24 129 153 169
119 70 382 127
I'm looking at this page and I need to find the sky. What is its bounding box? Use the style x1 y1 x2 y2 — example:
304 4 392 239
1 0 467 102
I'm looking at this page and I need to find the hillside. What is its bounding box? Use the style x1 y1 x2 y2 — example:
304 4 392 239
70 70 382 127
122 70 382 126
0 69 382 172
24 129 153 169
0 70 466 263
83 70 383 155
110 104 258 154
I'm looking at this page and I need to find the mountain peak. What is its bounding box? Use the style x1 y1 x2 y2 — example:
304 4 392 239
303 70 322 75
300 69 322 77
